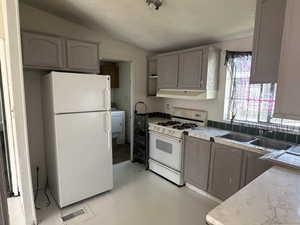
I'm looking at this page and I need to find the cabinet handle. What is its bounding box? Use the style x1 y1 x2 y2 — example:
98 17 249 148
200 80 204 88
105 112 112 150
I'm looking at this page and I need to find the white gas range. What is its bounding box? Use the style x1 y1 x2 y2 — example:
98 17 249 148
148 107 207 186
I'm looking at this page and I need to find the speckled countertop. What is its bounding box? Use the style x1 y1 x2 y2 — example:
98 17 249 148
206 166 300 225
189 127 300 162
189 127 275 155
188 127 230 141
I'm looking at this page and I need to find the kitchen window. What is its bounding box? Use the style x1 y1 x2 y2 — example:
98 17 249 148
224 51 300 130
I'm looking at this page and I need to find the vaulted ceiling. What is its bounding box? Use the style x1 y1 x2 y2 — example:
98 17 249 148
20 0 256 52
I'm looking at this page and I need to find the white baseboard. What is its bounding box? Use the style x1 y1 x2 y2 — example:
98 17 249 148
186 183 222 204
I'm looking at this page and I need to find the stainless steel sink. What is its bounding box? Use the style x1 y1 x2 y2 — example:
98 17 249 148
220 132 256 142
250 138 292 150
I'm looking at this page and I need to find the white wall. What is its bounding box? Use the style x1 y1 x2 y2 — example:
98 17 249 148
112 62 131 143
159 37 253 121
23 70 46 189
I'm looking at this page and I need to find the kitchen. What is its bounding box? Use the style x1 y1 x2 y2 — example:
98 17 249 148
1 0 300 225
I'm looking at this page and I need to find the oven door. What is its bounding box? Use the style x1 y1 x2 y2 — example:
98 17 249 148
149 131 183 171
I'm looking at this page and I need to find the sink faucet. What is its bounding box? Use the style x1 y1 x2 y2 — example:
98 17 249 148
259 129 274 137
230 113 236 126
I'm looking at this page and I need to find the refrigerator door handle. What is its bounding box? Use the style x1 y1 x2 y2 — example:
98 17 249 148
103 88 111 110
105 112 112 150
103 90 107 109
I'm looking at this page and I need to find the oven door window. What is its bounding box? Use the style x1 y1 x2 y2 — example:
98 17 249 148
156 139 172 154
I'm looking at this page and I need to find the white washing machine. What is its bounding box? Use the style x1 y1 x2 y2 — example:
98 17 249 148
111 111 125 144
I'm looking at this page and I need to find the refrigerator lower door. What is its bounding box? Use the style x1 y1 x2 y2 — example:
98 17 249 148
49 72 111 113
53 111 112 207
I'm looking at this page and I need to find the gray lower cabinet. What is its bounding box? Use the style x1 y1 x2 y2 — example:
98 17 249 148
184 136 211 190
178 50 203 89
243 151 272 186
208 143 244 200
22 31 99 73
157 54 179 89
22 31 66 69
66 40 99 72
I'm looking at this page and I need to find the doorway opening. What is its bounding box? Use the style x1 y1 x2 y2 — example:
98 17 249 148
100 61 132 164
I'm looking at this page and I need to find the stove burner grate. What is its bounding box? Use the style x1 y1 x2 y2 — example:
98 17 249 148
157 121 181 126
172 123 198 130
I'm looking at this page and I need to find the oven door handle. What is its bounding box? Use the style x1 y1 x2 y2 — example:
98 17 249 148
149 131 183 143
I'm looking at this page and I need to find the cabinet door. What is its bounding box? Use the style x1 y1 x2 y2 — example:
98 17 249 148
274 0 300 120
208 143 243 200
22 32 65 68
184 136 211 190
157 54 179 89
250 0 287 84
243 152 272 186
178 50 203 89
66 40 99 73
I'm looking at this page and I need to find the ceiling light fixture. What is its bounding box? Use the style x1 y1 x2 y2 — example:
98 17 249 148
145 0 162 10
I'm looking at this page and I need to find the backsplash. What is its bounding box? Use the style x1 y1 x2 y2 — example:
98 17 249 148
208 120 300 144
147 112 171 119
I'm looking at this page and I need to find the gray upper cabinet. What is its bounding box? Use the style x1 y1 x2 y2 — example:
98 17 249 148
21 31 100 73
178 50 203 89
22 32 65 69
157 46 219 92
274 0 300 120
157 54 179 89
184 136 211 191
250 0 287 84
242 151 272 186
66 40 99 73
208 143 243 200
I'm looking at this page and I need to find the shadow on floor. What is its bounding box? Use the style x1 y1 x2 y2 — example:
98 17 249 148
113 143 130 164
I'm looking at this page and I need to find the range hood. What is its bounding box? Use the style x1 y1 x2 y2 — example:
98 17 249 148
156 89 217 100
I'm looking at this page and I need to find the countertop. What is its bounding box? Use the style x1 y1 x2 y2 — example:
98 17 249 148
206 166 300 225
188 127 230 141
189 127 274 155
189 127 300 162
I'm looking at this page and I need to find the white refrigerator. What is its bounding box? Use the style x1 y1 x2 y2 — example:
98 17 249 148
42 71 113 208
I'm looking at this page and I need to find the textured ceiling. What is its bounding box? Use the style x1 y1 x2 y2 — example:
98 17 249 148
20 0 256 52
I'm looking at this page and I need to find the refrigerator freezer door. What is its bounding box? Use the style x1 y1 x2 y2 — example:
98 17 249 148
54 111 112 207
50 72 111 113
